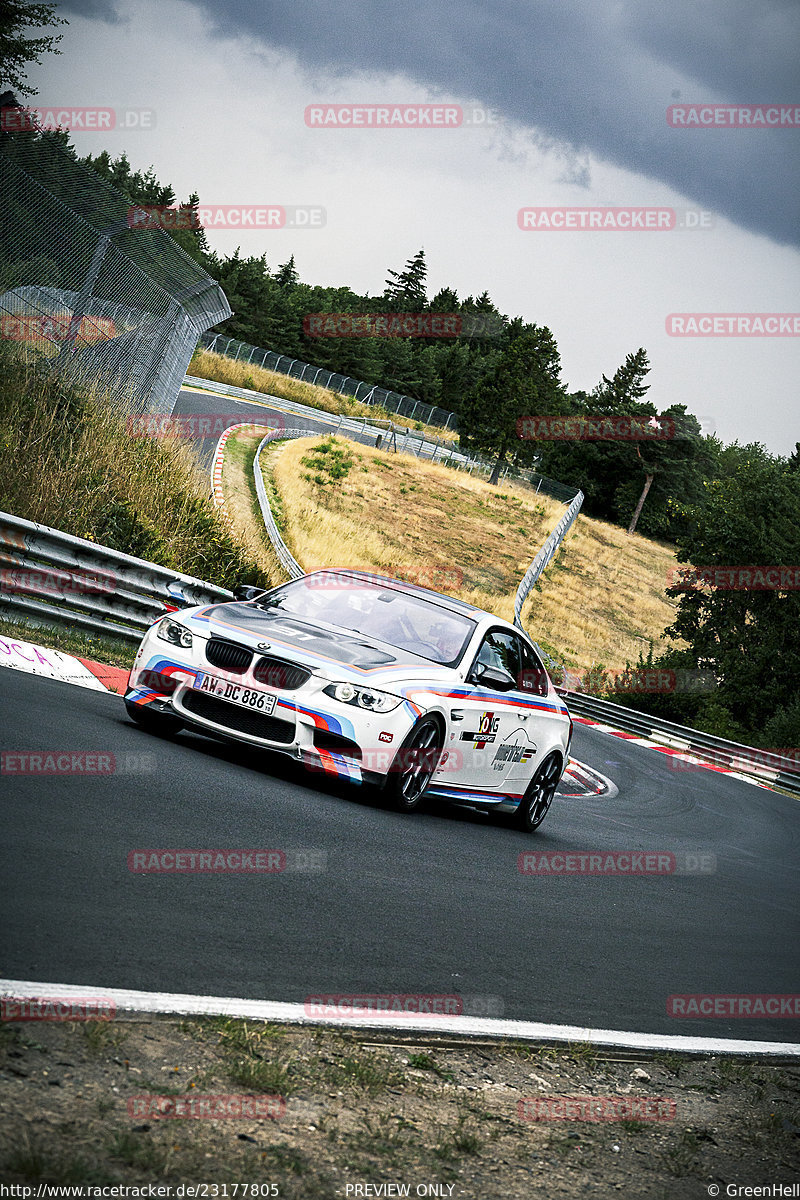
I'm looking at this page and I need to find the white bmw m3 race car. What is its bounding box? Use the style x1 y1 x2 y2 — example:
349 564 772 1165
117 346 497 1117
124 570 573 831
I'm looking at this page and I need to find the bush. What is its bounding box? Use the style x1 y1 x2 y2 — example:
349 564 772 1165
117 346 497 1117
0 342 273 591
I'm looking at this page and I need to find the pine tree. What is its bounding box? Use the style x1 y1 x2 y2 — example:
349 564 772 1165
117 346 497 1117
275 255 299 288
384 249 427 311
460 323 565 484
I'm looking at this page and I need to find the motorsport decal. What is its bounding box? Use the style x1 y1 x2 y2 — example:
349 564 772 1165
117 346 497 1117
492 741 535 771
461 711 499 748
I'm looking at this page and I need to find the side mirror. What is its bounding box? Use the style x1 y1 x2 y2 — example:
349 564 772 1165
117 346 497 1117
234 585 267 602
165 581 194 609
468 662 517 692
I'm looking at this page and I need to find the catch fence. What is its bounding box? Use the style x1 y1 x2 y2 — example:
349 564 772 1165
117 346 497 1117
0 103 230 415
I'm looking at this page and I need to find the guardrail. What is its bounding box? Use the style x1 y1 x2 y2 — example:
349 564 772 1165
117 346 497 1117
513 489 584 629
184 374 581 501
186 374 477 470
200 331 458 431
0 512 233 643
253 429 306 579
560 689 800 797
208 422 306 580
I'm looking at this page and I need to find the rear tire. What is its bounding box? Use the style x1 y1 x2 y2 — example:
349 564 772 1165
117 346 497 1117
384 717 443 813
513 753 562 832
125 699 184 736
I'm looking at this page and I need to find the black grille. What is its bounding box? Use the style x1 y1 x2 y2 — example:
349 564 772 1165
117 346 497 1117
313 729 362 760
205 637 253 674
182 691 295 743
253 656 311 691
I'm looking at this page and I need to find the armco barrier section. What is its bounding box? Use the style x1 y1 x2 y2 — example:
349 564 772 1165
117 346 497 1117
184 374 582 502
208 423 306 580
561 689 800 797
513 489 585 628
0 512 232 642
254 431 307 579
200 331 458 431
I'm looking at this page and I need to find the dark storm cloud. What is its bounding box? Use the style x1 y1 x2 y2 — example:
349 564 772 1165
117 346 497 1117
60 0 800 245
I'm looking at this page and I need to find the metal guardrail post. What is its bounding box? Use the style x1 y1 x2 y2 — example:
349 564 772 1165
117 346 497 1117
560 689 800 797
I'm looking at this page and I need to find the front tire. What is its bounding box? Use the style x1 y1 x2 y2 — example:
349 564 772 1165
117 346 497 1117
514 753 562 832
125 699 184 736
384 717 443 813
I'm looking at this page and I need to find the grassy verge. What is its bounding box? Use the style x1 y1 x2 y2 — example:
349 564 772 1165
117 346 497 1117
0 1016 796 1195
256 436 679 675
0 615 136 670
0 344 273 593
218 426 288 582
188 348 460 443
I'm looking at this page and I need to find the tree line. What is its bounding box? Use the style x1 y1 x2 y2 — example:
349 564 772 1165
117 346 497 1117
78 151 799 746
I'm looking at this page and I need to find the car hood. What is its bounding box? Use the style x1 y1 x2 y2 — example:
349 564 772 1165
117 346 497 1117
180 601 460 683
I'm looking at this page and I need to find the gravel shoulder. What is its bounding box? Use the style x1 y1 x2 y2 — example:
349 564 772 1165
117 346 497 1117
1 1016 797 1197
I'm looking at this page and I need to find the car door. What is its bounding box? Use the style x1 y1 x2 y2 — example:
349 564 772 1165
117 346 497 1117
440 627 539 793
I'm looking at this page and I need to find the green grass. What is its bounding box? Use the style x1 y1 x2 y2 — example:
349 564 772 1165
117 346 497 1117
1 1136 108 1184
0 342 273 594
0 614 137 670
226 1056 295 1096
106 1130 169 1172
432 1112 483 1161
408 1051 456 1082
188 347 458 440
80 1020 128 1056
311 1049 407 1095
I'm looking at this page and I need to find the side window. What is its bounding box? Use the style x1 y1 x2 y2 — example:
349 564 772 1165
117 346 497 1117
517 639 549 697
473 629 523 689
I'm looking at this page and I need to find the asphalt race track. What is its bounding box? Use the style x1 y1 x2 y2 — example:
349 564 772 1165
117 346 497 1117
2 668 798 1042
174 385 360 468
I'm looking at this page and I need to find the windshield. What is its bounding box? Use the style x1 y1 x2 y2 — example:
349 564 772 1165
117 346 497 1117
260 575 476 666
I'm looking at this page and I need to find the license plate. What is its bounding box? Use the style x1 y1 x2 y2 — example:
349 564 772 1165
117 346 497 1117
193 673 277 715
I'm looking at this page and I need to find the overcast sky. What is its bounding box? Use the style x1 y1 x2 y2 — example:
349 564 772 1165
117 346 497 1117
30 0 800 452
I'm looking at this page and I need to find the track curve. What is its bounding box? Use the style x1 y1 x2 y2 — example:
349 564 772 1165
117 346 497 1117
2 669 797 1042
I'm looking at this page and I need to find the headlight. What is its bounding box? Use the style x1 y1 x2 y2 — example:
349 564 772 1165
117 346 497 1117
156 617 193 649
323 681 402 713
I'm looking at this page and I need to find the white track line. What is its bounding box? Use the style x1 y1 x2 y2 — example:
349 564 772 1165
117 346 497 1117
2 980 797 1057
0 638 109 691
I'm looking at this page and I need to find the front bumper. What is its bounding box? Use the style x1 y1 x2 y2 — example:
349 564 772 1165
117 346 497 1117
125 646 415 787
